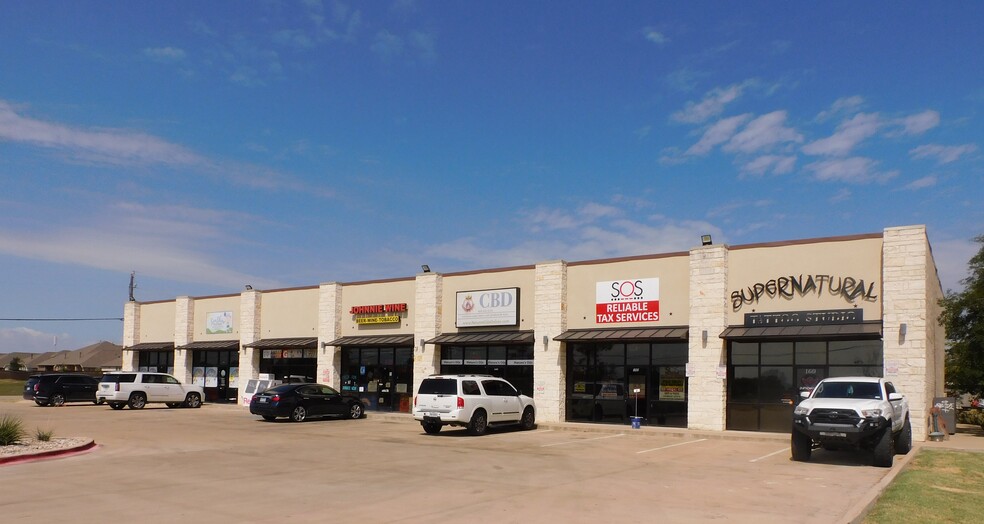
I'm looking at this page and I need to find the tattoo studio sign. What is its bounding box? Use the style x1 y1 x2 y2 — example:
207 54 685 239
731 274 878 312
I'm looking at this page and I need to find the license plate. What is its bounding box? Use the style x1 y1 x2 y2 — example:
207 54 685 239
259 398 269 403
820 431 847 437
427 412 441 418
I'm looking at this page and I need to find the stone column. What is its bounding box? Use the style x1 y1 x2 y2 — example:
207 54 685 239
238 289 262 405
122 301 140 371
883 225 939 441
534 260 567 422
173 296 194 383
413 272 442 396
688 244 729 431
318 282 343 389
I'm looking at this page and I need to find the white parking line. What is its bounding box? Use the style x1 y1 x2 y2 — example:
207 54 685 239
541 433 625 447
636 438 707 454
750 447 789 463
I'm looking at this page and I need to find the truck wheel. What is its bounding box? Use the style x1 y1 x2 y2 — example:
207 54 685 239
873 428 894 467
895 418 912 455
109 402 125 410
468 409 488 436
422 421 441 434
791 430 812 462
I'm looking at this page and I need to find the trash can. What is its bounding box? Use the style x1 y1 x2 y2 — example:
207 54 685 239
631 416 642 429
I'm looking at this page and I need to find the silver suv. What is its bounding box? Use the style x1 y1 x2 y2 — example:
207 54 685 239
98 372 205 410
413 374 536 436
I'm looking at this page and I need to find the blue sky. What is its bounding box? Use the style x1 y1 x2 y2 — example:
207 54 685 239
1 1 981 353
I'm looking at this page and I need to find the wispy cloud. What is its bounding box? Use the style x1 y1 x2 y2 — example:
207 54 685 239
643 27 669 45
739 155 796 177
816 96 864 122
909 143 978 164
723 110 803 154
143 46 187 62
902 176 937 190
802 112 881 156
672 83 747 124
898 110 940 135
686 114 752 155
804 157 898 184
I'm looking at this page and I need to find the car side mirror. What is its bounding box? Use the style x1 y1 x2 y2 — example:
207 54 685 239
888 393 904 401
800 391 810 399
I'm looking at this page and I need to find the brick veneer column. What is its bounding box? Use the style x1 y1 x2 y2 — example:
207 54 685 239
173 296 194 383
688 244 729 431
534 260 567 423
237 289 262 405
122 301 139 371
413 272 442 396
883 225 939 441
318 282 343 389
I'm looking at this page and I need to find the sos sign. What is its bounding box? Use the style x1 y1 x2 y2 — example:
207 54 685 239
595 278 660 324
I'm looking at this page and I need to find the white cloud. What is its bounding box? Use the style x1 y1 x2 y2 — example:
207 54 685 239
902 176 937 190
0 327 69 354
672 83 747 124
0 100 203 166
934 237 979 292
909 143 978 164
804 157 898 184
899 110 940 135
143 47 187 61
802 113 881 156
643 27 668 45
829 188 852 203
739 155 796 176
686 114 752 155
816 96 864 122
371 30 404 59
723 111 803 154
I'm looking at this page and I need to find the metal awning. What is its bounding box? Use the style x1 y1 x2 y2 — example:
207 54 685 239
125 342 175 351
244 337 318 349
426 331 534 345
325 334 415 347
719 321 882 340
177 340 240 350
554 327 689 342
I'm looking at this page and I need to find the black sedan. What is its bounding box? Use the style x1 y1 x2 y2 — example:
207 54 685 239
250 383 365 422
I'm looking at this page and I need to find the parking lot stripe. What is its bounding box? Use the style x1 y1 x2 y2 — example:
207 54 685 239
541 433 625 447
635 438 706 454
749 447 789 463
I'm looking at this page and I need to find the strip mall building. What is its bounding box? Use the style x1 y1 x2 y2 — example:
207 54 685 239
122 225 945 440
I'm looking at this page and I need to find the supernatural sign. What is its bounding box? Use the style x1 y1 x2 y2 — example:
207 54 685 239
731 274 877 312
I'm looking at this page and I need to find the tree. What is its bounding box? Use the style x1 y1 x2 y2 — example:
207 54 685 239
939 235 984 397
8 357 23 371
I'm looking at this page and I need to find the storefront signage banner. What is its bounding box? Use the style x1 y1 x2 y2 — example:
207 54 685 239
456 288 519 327
744 309 863 327
355 315 401 324
350 303 407 325
595 278 660 324
206 311 234 334
731 274 878 312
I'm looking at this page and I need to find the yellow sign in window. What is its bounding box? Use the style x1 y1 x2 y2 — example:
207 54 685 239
355 315 400 325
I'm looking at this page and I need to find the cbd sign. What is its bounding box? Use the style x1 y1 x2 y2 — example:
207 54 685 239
595 278 660 324
456 288 519 328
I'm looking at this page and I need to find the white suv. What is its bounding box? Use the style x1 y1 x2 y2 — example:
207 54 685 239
98 372 205 410
413 374 536 435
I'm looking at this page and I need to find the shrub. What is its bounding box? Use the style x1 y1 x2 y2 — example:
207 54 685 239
962 410 984 430
35 427 54 442
0 414 26 446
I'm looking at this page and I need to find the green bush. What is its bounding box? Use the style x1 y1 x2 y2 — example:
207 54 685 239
0 414 26 446
35 427 54 442
961 409 984 430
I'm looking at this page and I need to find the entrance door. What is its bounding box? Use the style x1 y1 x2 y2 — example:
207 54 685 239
627 369 648 420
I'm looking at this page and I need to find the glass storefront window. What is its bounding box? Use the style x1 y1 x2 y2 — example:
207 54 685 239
652 343 688 365
731 342 759 365
626 343 648 365
795 341 826 365
761 342 793 365
829 340 882 366
596 343 624 365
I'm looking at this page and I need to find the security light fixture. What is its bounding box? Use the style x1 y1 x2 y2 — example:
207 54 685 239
701 234 713 246
244 284 253 290
421 265 431 273
899 323 907 336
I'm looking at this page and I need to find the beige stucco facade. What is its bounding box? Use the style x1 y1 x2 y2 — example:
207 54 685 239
121 225 944 440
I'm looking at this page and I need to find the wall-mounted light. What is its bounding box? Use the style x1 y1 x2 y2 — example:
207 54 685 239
421 264 431 273
244 284 253 290
700 235 713 246
542 334 549 351
899 323 907 336
418 339 426 353
701 330 708 346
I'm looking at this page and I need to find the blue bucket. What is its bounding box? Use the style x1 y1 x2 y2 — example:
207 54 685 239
631 416 642 429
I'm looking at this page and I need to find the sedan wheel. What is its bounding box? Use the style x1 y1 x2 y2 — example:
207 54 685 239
262 415 277 421
468 410 488 436
50 393 66 407
290 405 307 422
185 392 202 408
348 402 364 419
109 402 125 410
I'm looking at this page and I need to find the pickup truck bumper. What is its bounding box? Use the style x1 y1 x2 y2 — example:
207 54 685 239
793 413 890 445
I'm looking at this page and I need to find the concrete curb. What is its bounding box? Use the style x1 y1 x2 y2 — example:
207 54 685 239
0 439 97 466
841 443 922 524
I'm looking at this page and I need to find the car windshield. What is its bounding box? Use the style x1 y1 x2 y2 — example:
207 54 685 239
812 382 882 400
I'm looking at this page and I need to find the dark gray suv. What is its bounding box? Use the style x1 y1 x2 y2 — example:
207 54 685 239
33 374 101 406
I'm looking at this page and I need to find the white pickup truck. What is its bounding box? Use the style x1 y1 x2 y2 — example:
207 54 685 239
792 376 911 467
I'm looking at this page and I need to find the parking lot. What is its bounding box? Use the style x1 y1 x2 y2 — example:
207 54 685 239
0 398 904 523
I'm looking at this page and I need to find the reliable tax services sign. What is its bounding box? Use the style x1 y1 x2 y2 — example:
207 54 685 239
595 278 660 324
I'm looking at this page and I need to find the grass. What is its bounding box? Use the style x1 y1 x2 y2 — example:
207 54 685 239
864 449 984 523
0 414 26 445
0 379 25 396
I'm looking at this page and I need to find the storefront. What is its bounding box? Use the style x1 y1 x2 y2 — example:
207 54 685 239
428 332 535 397
246 338 318 383
558 328 689 426
180 340 240 403
129 342 175 373
331 335 415 413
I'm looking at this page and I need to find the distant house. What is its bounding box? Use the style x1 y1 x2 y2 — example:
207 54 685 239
23 342 123 373
0 352 39 371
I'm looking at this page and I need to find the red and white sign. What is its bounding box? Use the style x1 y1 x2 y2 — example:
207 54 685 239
595 278 660 324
